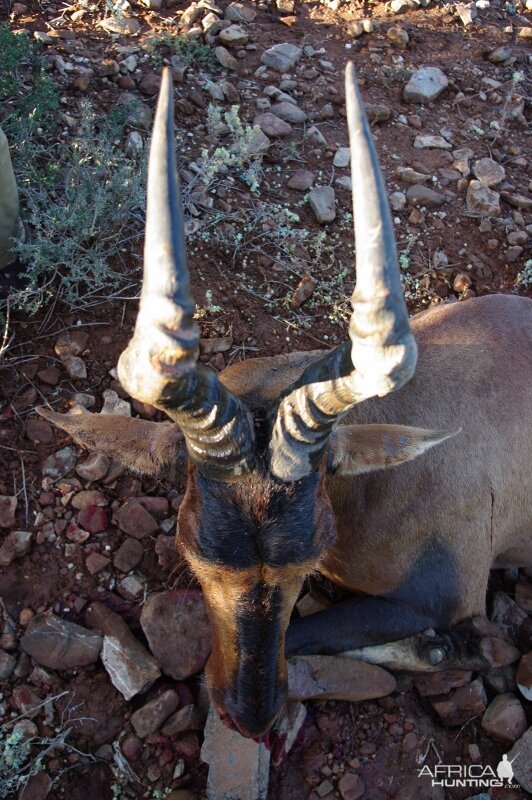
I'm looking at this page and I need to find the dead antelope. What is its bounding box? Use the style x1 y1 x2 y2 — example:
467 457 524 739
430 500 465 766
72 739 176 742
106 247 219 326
41 65 532 739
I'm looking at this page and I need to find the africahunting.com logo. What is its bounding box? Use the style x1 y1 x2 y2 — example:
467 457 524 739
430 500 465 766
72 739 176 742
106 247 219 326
419 753 520 789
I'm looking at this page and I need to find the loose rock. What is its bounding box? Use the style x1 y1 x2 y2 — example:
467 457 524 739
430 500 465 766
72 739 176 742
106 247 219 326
215 46 238 70
42 447 76 479
0 531 32 567
201 706 270 800
333 147 350 168
288 656 396 701
287 169 314 191
115 500 158 539
261 42 302 72
131 689 180 737
114 537 144 572
141 589 211 679
309 186 336 224
414 135 452 150
254 112 292 138
270 102 306 123
472 157 505 188
0 496 17 528
406 185 446 207
430 678 487 726
466 181 501 216
404 67 449 103
76 453 110 482
21 613 102 669
338 772 365 800
507 727 532 793
219 24 249 47
481 693 527 744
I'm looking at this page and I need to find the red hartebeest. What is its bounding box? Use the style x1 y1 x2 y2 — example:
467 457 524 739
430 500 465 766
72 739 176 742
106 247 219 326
41 65 532 739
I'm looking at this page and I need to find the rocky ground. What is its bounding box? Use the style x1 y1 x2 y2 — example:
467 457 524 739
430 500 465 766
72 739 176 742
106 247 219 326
0 0 531 797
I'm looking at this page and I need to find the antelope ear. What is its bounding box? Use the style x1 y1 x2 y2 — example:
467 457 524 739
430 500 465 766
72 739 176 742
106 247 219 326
37 407 185 476
327 424 460 476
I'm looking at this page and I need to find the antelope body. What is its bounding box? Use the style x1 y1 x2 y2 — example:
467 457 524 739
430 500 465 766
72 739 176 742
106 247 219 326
41 66 532 739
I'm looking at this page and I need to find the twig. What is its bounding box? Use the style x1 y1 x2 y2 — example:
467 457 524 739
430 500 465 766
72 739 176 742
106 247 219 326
19 456 29 525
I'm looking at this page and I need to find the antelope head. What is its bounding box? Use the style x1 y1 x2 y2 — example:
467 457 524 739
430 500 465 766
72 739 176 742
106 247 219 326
42 65 428 738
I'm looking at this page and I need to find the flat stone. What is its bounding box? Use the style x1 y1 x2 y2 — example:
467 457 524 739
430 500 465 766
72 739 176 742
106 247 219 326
115 500 158 539
225 2 257 21
414 135 452 150
42 447 76 479
85 552 110 574
86 602 161 700
114 537 144 572
305 125 326 146
466 181 500 216
481 693 527 745
161 704 207 736
406 184 446 207
76 453 110 482
396 166 430 184
261 42 302 72
0 531 32 567
507 727 532 793
21 613 102 669
288 656 396 701
430 678 487 727
77 506 109 534
365 103 392 123
62 355 87 380
270 101 306 123
131 689 179 738
215 46 238 70
254 112 292 138
333 147 350 168
287 169 314 191
404 67 449 103
71 490 107 510
219 24 249 47
25 418 54 444
99 16 140 34
201 706 270 800
140 589 211 680
472 157 505 187
309 186 336 224
0 496 17 528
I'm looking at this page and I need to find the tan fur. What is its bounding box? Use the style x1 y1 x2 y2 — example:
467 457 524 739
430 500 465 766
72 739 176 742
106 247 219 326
220 296 532 622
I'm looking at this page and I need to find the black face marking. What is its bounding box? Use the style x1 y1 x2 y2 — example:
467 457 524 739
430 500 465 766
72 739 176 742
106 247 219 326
195 469 324 568
227 583 284 735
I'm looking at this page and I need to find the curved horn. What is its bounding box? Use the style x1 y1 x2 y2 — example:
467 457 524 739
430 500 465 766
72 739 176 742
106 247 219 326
117 68 256 482
269 62 417 481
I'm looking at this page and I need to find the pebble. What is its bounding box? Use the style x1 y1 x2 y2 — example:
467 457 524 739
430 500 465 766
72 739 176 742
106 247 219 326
365 103 392 123
309 186 336 224
305 126 327 146
507 727 532 793
114 537 144 572
270 101 307 123
516 652 532 700
261 42 302 72
501 191 532 211
78 506 109 534
116 92 153 130
141 589 211 679
18 772 52 800
131 689 180 738
201 706 270 800
62 355 87 380
288 656 396 701
0 649 16 679
481 693 527 744
396 166 430 184
456 2 477 25
0 531 32 567
85 552 110 574
338 772 365 800
404 67 449 103
76 452 110 482
254 112 292 138
406 184 446 207
21 613 102 669
55 329 89 359
161 703 207 736
38 366 61 386
430 678 487 726
466 181 501 216
488 46 512 63
116 500 158 538
390 191 407 211
42 447 76 479
225 1 257 22
215 46 238 69
453 272 472 292
387 26 409 47
472 157 505 188
287 169 315 191
0 495 17 528
414 135 452 150
25 418 54 444
333 147 350 168
99 16 140 34
71 490 106 510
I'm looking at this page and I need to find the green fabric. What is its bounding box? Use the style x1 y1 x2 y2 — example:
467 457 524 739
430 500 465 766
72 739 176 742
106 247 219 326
0 127 20 269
